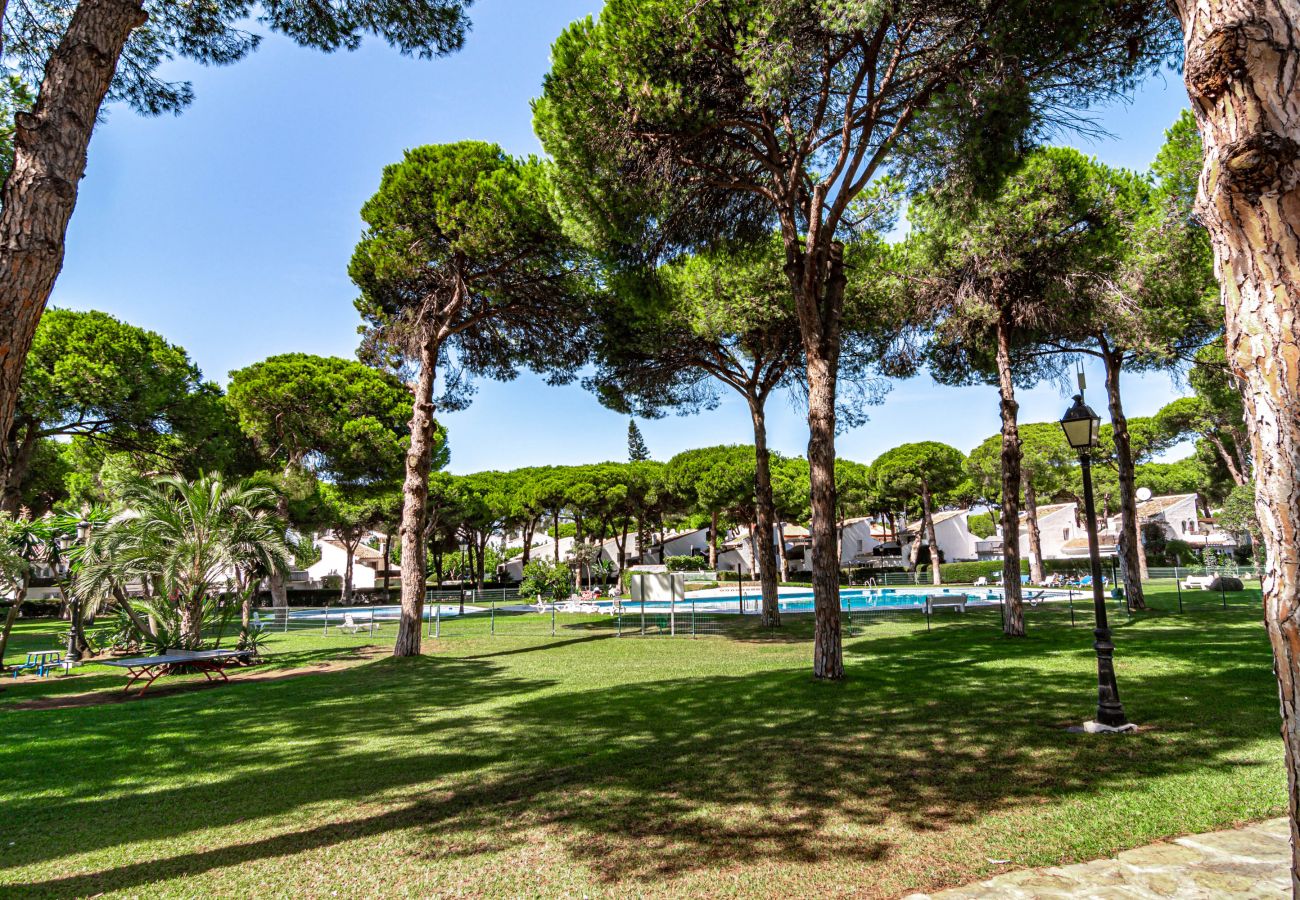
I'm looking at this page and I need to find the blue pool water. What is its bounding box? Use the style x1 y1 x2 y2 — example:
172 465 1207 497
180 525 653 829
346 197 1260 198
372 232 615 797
601 587 1039 615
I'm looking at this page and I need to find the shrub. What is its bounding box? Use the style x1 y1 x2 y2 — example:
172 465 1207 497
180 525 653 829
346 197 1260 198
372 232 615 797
916 559 1029 582
665 555 709 572
519 559 573 600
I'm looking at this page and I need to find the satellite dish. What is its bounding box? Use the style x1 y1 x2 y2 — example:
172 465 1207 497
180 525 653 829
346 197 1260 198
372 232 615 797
1136 487 1153 502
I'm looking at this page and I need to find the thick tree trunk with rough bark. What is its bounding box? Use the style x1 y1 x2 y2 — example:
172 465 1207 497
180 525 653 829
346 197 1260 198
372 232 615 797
749 399 781 626
179 592 202 648
0 580 25 669
1103 348 1148 607
777 523 790 581
1176 0 1300 886
1024 477 1044 584
921 480 942 586
995 314 1025 636
393 330 441 657
342 539 356 605
0 0 147 448
806 345 842 677
1 420 39 514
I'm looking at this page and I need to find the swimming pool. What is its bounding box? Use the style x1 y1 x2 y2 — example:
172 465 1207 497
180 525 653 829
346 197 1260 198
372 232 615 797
280 604 484 621
601 587 1061 615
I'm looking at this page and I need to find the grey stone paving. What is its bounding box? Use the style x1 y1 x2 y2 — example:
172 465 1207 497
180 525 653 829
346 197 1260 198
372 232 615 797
903 818 1291 899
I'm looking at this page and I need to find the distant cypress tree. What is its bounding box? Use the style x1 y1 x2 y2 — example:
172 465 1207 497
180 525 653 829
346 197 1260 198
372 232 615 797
627 420 650 461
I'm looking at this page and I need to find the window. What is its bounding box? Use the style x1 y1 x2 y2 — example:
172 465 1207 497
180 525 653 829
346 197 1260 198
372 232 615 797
856 539 864 552
1062 528 1070 541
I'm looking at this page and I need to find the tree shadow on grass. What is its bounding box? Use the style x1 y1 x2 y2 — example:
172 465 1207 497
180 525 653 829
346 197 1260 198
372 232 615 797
0 614 1281 897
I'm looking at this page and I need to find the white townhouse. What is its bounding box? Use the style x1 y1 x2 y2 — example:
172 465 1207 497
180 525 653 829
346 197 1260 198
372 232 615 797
903 509 979 564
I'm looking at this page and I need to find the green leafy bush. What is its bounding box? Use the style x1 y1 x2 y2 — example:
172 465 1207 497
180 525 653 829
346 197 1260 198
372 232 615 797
916 559 1029 582
519 559 573 600
665 555 709 572
967 513 996 539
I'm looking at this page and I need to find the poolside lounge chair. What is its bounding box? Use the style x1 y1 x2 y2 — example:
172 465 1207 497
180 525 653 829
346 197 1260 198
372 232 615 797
340 614 366 634
973 576 988 587
1025 590 1048 607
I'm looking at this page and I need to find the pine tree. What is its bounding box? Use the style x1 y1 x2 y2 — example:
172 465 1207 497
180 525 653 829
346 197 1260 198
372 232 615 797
627 420 650 462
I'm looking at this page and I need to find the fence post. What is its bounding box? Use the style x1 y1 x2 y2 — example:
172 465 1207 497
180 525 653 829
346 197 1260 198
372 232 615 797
691 598 696 638
435 601 441 639
641 592 646 637
925 600 931 633
323 609 328 637
1068 587 1075 627
1221 576 1227 610
490 596 496 636
1175 566 1184 613
550 596 556 636
284 610 289 634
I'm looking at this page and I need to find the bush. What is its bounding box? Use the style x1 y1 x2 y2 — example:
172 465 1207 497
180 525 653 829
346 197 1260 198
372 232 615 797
519 559 573 600
665 555 709 572
916 559 1029 583
967 513 996 539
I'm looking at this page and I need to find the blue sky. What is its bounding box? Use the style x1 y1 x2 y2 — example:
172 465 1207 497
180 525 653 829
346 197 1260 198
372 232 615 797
49 3 1195 474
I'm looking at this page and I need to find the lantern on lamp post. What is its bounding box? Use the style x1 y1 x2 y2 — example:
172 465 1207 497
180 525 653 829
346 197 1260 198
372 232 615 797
1060 395 1130 731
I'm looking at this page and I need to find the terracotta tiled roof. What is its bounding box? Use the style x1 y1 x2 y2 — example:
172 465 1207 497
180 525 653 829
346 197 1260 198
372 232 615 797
1136 494 1197 518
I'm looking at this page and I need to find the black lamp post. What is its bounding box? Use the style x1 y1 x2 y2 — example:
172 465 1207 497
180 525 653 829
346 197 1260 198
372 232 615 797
1060 395 1129 729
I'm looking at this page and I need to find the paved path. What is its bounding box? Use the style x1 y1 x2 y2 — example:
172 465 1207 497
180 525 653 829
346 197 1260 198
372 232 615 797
904 818 1291 898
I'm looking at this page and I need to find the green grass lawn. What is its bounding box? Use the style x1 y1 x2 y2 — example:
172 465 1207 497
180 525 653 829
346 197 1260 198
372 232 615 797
0 584 1284 898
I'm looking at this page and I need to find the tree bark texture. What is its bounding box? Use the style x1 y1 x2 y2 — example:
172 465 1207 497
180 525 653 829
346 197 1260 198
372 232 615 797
0 0 147 449
1024 477 1044 585
995 314 1026 636
0 419 39 514
708 510 718 569
750 400 781 627
1176 0 1300 886
393 330 441 657
921 480 943 586
1103 350 1148 607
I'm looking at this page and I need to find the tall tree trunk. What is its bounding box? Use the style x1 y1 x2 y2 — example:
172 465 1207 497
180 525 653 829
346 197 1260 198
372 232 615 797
342 539 355 605
995 312 1025 636
521 519 534 566
382 532 392 601
1024 476 1044 584
553 509 560 562
777 523 790 581
179 592 203 648
1208 431 1249 485
749 398 781 627
708 509 718 569
0 579 26 669
269 463 295 608
1 421 39 514
0 0 147 447
746 522 757 576
1103 345 1147 607
394 330 441 657
921 480 942 586
1177 3 1300 886
806 346 841 676
616 520 629 592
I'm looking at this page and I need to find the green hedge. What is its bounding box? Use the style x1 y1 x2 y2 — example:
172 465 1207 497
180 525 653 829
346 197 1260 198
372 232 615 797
916 559 1030 582
665 555 710 572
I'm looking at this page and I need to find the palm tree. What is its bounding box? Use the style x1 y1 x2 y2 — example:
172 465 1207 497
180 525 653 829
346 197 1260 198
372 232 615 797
79 474 291 649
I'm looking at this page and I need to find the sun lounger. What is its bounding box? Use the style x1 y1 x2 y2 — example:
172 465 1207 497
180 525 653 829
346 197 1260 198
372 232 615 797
99 648 252 696
973 577 988 587
925 594 968 613
340 613 367 634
